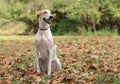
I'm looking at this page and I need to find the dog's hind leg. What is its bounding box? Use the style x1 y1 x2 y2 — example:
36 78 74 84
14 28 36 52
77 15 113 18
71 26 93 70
52 58 61 72
52 45 61 72
54 45 61 70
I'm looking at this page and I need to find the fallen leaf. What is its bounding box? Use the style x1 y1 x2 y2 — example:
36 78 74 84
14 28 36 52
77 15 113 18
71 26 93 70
86 75 95 81
81 72 89 77
0 80 12 84
50 80 58 84
90 64 98 70
64 75 74 84
82 65 89 72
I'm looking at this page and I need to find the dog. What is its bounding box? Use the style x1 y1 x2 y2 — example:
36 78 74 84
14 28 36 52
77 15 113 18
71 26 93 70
34 9 61 75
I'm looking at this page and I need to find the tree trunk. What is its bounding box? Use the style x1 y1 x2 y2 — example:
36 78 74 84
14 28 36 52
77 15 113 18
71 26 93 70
92 21 96 33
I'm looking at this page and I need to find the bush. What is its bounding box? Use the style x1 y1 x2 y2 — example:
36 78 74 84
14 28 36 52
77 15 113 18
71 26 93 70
0 0 120 35
51 0 120 35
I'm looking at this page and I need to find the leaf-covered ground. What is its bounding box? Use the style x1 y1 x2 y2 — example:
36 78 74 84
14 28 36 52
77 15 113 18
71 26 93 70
0 36 120 84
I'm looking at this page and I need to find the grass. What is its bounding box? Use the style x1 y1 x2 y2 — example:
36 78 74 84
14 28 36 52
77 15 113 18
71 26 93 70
80 30 118 36
0 35 34 41
0 18 27 35
0 35 120 84
114 78 120 84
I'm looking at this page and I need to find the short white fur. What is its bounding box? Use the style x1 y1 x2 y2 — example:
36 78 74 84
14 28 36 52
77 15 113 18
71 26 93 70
34 9 61 75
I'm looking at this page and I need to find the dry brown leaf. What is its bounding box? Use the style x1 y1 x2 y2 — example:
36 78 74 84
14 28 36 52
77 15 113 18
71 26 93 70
90 64 98 70
91 55 99 60
52 72 59 79
1 66 9 73
86 75 95 81
50 80 58 84
4 74 13 81
112 68 119 73
64 75 74 84
82 65 89 72
81 72 89 77
0 80 12 84
64 67 70 73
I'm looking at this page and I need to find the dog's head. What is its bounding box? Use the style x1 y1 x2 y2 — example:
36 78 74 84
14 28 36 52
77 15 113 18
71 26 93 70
37 9 53 24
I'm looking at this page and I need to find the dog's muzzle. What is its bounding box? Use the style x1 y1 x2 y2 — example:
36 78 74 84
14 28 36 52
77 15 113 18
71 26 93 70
43 16 53 24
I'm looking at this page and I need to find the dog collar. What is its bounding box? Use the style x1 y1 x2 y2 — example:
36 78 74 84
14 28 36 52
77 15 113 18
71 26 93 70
39 27 48 31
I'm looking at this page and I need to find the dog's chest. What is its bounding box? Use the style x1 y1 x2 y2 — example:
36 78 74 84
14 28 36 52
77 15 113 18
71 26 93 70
35 34 53 60
37 36 51 49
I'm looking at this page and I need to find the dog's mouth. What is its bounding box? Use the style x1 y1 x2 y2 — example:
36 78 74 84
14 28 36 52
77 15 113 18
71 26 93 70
43 18 53 24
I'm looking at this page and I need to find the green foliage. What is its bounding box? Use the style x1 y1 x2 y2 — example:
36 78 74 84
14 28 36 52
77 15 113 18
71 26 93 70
0 0 120 35
51 0 120 35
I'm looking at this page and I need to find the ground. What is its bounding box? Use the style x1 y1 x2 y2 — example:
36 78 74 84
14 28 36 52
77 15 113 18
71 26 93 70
0 36 120 84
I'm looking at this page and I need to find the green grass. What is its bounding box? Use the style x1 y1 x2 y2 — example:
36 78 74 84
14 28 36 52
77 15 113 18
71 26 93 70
0 20 27 35
96 75 105 84
114 78 120 84
0 35 34 41
0 35 82 41
80 30 118 36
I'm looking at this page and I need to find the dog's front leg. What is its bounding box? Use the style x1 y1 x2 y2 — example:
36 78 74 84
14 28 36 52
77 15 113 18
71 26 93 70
48 49 52 75
34 49 41 73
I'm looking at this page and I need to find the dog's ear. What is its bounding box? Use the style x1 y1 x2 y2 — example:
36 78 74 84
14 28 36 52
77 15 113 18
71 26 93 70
37 12 40 19
37 10 45 19
37 10 43 19
37 14 39 18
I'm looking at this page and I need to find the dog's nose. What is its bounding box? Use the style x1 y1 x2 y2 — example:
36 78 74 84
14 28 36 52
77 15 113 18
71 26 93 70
49 16 53 19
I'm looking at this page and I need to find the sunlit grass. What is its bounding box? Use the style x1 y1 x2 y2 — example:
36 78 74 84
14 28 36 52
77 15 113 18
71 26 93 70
0 35 80 41
0 35 34 41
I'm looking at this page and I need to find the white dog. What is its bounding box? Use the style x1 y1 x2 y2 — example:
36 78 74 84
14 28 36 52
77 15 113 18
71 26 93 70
34 9 61 75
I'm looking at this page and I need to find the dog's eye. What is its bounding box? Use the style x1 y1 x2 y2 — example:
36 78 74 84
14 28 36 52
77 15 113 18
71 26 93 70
44 11 47 13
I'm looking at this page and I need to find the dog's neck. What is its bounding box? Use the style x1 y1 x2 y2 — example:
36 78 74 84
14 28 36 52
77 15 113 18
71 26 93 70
39 19 50 30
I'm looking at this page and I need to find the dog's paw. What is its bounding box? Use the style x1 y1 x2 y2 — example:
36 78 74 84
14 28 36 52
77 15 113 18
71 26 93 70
48 71 51 75
35 68 41 74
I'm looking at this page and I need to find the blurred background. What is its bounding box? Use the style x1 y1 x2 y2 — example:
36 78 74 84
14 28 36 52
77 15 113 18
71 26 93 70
0 0 120 35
